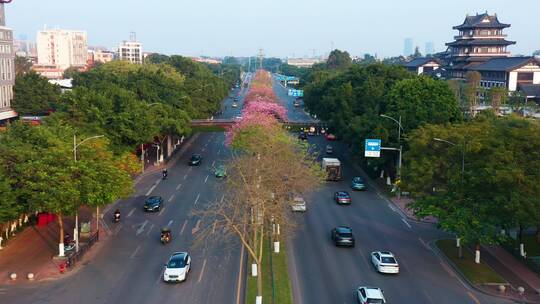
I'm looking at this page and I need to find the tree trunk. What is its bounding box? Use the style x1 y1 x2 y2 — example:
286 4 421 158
456 237 463 259
58 213 65 257
519 225 525 257
256 260 263 303
475 244 481 264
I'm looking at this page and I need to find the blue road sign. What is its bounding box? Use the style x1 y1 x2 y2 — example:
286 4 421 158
365 139 381 157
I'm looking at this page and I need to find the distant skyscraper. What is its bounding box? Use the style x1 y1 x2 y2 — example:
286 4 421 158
425 42 435 55
403 38 413 56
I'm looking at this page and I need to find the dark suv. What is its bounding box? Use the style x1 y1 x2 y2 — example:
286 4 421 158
189 154 202 166
331 226 355 247
144 196 163 212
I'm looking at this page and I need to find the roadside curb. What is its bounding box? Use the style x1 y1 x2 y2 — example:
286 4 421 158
429 239 535 304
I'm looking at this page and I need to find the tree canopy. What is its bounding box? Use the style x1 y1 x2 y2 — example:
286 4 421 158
12 71 61 116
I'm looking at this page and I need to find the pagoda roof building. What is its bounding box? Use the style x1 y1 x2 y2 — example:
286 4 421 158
445 12 516 78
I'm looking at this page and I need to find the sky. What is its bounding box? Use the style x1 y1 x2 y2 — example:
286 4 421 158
6 0 540 58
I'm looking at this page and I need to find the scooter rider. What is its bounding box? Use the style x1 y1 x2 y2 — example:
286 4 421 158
113 209 121 222
162 169 168 179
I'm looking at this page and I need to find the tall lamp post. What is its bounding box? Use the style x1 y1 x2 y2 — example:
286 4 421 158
73 135 104 251
380 114 404 198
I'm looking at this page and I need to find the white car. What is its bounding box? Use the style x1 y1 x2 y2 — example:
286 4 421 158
371 251 399 274
291 196 307 212
163 252 191 282
232 102 238 108
356 286 386 304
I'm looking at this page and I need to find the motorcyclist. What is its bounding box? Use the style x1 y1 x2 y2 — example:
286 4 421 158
114 209 121 221
162 169 168 179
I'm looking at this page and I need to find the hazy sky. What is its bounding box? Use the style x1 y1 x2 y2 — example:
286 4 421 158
6 0 539 58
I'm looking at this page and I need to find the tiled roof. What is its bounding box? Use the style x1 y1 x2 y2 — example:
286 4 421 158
453 13 510 29
446 39 515 47
469 57 537 72
520 84 540 97
404 57 440 68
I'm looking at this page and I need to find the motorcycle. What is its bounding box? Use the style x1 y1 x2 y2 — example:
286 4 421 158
160 228 171 245
113 212 120 223
162 170 168 180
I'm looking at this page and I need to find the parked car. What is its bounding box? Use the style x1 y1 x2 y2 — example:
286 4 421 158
351 176 366 191
334 191 352 205
188 154 202 166
290 196 307 212
356 286 386 303
371 251 399 274
232 102 238 108
144 196 163 212
331 226 355 247
215 165 227 178
326 145 333 154
163 252 191 282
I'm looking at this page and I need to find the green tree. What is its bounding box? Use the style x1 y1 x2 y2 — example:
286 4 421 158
15 56 32 75
12 71 61 115
386 76 462 132
486 86 508 115
533 50 540 56
464 71 482 118
326 49 352 70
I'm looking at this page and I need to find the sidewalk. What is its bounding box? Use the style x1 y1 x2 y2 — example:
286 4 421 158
0 133 200 285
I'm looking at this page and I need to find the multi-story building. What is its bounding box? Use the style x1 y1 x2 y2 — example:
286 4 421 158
36 29 88 69
88 49 114 64
445 12 515 79
0 3 16 123
403 38 413 57
117 41 142 64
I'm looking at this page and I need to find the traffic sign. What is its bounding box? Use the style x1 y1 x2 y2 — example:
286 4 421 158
365 139 381 157
288 89 304 97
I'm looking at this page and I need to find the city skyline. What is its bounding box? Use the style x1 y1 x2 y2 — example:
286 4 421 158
5 0 539 58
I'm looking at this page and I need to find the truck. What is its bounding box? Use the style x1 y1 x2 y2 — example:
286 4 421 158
322 158 342 181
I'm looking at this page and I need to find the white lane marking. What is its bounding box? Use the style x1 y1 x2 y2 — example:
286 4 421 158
202 147 206 152
204 175 209 183
134 220 148 235
180 220 188 235
176 183 182 190
127 208 135 217
419 237 431 251
130 245 141 258
212 220 217 234
158 207 166 216
183 174 188 180
235 244 245 304
167 220 174 227
387 203 398 213
220 194 225 204
194 193 200 206
401 218 412 229
146 224 154 236
212 160 215 167
422 290 434 303
168 194 175 202
145 179 162 196
198 258 207 283
192 219 201 234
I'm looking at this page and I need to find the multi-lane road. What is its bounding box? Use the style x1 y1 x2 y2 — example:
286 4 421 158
2 88 250 304
273 75 513 304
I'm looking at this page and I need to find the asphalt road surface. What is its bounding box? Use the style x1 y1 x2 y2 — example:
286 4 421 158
273 77 513 304
2 93 247 304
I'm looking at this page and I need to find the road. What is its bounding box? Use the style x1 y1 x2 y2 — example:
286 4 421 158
273 76 513 304
2 88 248 304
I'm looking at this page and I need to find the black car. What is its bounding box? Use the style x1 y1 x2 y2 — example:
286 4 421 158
298 132 307 141
334 191 352 205
332 226 355 247
144 196 163 212
189 154 202 166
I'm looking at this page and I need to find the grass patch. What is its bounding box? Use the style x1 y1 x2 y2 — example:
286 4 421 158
191 125 226 132
246 238 293 304
436 239 506 284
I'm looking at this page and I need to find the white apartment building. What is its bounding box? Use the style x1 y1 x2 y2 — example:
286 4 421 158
118 41 142 64
37 29 88 69
0 4 16 123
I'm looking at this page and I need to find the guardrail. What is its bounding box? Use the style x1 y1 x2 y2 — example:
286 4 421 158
66 231 99 268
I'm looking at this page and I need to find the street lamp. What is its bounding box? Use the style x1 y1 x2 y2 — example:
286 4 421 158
73 135 104 252
432 138 464 183
380 114 404 197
